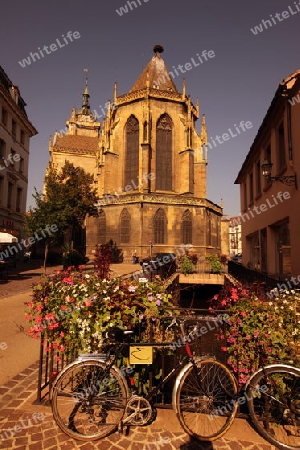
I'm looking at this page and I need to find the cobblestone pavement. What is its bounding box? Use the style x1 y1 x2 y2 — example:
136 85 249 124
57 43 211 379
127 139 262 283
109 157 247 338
0 361 275 450
0 263 275 449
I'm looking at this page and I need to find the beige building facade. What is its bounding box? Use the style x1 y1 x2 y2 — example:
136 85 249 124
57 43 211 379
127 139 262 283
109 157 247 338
49 46 225 261
235 70 300 279
0 66 37 240
229 217 242 257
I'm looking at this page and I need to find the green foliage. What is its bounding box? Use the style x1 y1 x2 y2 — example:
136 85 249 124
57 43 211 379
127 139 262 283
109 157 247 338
179 256 195 274
106 239 123 263
26 161 99 268
210 285 300 386
205 254 223 274
178 251 198 274
62 244 85 269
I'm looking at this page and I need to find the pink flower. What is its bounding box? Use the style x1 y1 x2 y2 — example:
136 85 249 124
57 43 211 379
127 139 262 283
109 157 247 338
253 331 259 338
62 276 74 285
45 313 55 321
60 332 65 337
156 300 161 306
241 311 247 317
221 346 227 352
85 299 93 307
61 305 68 311
245 335 251 340
128 285 137 292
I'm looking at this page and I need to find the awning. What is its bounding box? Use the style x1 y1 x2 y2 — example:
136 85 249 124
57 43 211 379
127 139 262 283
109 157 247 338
0 232 18 243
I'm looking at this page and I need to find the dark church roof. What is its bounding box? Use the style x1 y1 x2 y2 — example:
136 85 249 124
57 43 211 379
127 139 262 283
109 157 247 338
53 134 98 154
130 45 179 93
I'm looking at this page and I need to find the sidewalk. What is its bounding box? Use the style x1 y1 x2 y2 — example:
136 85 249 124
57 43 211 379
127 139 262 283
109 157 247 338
0 263 274 449
0 260 142 299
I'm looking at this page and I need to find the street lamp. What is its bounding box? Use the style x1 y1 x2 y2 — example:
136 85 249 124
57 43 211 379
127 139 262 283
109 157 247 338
261 158 298 188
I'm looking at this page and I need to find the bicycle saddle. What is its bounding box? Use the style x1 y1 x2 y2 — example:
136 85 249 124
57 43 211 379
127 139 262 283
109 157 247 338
107 327 134 342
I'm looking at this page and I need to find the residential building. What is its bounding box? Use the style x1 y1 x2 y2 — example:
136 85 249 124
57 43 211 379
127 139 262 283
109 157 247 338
48 46 225 262
0 66 37 240
229 217 242 256
235 70 300 278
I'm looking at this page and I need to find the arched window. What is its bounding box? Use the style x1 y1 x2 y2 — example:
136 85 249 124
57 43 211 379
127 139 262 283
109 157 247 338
156 114 172 191
125 115 139 187
120 208 131 243
182 210 192 244
98 210 106 244
206 211 212 246
154 209 167 244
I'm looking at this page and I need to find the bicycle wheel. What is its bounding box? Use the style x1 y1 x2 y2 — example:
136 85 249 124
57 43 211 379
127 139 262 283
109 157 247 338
51 359 129 441
246 364 300 450
174 359 238 441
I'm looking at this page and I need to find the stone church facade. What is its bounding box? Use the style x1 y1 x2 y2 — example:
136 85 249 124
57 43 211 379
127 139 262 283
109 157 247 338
48 46 225 262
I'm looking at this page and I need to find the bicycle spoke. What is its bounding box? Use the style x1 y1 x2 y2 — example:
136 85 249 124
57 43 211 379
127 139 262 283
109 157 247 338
52 360 128 441
247 365 300 450
175 359 238 441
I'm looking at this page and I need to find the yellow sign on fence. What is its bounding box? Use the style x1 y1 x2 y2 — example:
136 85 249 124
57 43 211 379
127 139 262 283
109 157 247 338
129 346 153 365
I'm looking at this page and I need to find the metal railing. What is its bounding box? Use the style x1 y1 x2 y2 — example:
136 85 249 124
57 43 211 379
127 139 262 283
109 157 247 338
36 308 228 403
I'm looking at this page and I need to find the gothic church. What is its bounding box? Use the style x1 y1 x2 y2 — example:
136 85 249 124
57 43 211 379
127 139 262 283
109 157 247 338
48 46 225 261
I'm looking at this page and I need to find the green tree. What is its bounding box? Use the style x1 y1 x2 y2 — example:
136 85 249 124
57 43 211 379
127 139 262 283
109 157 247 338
26 161 99 270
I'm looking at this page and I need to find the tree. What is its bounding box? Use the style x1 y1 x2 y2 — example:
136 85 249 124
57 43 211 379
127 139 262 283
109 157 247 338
26 161 99 270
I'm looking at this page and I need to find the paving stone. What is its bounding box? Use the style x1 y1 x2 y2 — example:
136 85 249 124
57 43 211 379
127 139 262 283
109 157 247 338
31 432 43 442
28 442 45 450
13 436 29 446
79 443 99 450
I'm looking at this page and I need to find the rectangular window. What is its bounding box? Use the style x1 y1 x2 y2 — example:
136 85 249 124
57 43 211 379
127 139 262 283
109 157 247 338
7 182 13 209
16 187 22 212
1 108 8 126
256 160 261 196
264 144 272 188
277 122 286 172
19 157 24 174
0 139 6 160
12 119 17 138
243 182 247 210
10 149 16 165
249 173 254 203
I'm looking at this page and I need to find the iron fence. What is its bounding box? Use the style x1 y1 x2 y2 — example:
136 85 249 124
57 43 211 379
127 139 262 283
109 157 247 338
36 308 228 404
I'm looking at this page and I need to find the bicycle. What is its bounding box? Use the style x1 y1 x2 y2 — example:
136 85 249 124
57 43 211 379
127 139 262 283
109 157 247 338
245 362 300 450
51 320 238 442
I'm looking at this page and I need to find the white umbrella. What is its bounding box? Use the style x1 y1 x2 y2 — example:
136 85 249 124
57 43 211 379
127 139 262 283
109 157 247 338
0 232 18 243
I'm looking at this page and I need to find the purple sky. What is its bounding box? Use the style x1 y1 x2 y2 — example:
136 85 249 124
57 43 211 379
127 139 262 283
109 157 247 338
1 0 300 217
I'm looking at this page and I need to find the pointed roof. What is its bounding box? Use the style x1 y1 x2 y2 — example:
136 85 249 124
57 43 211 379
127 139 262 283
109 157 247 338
81 78 90 115
130 45 179 93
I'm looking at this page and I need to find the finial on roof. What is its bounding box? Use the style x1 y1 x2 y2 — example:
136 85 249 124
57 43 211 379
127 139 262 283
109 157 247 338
82 69 90 115
153 45 164 54
114 82 118 103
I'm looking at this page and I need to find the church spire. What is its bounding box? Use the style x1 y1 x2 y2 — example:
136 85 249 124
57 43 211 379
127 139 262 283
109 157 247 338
82 72 90 115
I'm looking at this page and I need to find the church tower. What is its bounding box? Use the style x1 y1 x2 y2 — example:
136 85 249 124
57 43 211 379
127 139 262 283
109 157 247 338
86 46 223 261
48 78 100 179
